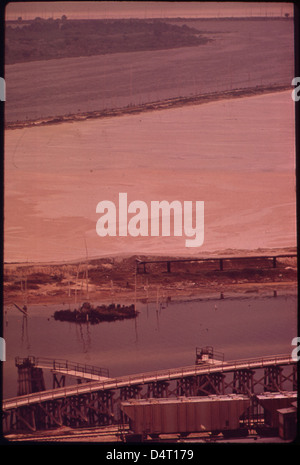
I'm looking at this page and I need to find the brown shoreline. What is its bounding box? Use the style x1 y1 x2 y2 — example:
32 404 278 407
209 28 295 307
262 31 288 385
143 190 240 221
5 84 291 130
3 250 297 307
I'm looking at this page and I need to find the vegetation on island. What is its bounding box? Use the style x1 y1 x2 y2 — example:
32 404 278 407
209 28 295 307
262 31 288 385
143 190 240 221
5 17 210 64
53 301 138 324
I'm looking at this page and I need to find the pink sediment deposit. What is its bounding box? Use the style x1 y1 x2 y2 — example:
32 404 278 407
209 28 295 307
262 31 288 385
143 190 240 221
4 89 296 264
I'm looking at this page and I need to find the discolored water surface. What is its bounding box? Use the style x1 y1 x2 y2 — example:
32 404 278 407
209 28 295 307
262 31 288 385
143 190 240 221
3 291 297 398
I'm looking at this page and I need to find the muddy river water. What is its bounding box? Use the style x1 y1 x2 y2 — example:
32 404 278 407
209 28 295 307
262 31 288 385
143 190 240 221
3 291 297 399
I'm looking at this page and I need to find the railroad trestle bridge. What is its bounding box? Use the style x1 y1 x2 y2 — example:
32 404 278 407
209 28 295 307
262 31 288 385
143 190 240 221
2 354 297 433
135 253 297 274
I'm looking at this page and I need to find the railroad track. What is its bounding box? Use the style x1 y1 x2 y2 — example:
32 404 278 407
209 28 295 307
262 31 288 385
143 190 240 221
5 425 126 443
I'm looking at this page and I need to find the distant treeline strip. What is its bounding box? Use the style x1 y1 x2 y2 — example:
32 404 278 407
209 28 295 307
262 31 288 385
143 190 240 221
5 18 208 65
5 84 292 130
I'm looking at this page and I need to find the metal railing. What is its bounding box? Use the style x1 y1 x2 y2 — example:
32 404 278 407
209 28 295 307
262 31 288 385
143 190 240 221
4 354 295 411
15 356 109 379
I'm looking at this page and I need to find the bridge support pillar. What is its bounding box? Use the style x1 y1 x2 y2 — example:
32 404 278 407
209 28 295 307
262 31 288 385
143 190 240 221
120 385 142 401
233 369 254 395
264 366 283 392
292 364 298 391
7 405 40 432
147 381 169 398
85 390 115 427
195 373 225 396
176 373 226 396
176 376 199 397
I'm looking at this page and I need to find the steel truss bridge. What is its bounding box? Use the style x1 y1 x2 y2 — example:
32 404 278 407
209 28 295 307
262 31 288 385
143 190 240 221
2 354 297 433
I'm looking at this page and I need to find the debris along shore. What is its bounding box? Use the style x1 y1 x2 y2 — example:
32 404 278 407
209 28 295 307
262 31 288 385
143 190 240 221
5 84 291 130
3 250 297 308
53 301 138 324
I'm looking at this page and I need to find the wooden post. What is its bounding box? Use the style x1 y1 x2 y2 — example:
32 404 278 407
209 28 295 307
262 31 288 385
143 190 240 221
134 267 137 311
86 267 89 298
75 265 80 306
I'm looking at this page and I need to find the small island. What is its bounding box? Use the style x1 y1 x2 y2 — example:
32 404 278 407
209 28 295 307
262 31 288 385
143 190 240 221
53 302 138 324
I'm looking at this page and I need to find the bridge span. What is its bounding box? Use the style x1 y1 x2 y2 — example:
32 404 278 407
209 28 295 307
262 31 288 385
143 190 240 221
3 354 296 410
2 353 297 434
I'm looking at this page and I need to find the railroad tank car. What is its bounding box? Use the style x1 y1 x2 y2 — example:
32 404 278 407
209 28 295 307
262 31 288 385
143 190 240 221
121 394 250 441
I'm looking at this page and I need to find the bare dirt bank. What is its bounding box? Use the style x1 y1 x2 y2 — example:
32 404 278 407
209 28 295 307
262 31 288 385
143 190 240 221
3 249 297 308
